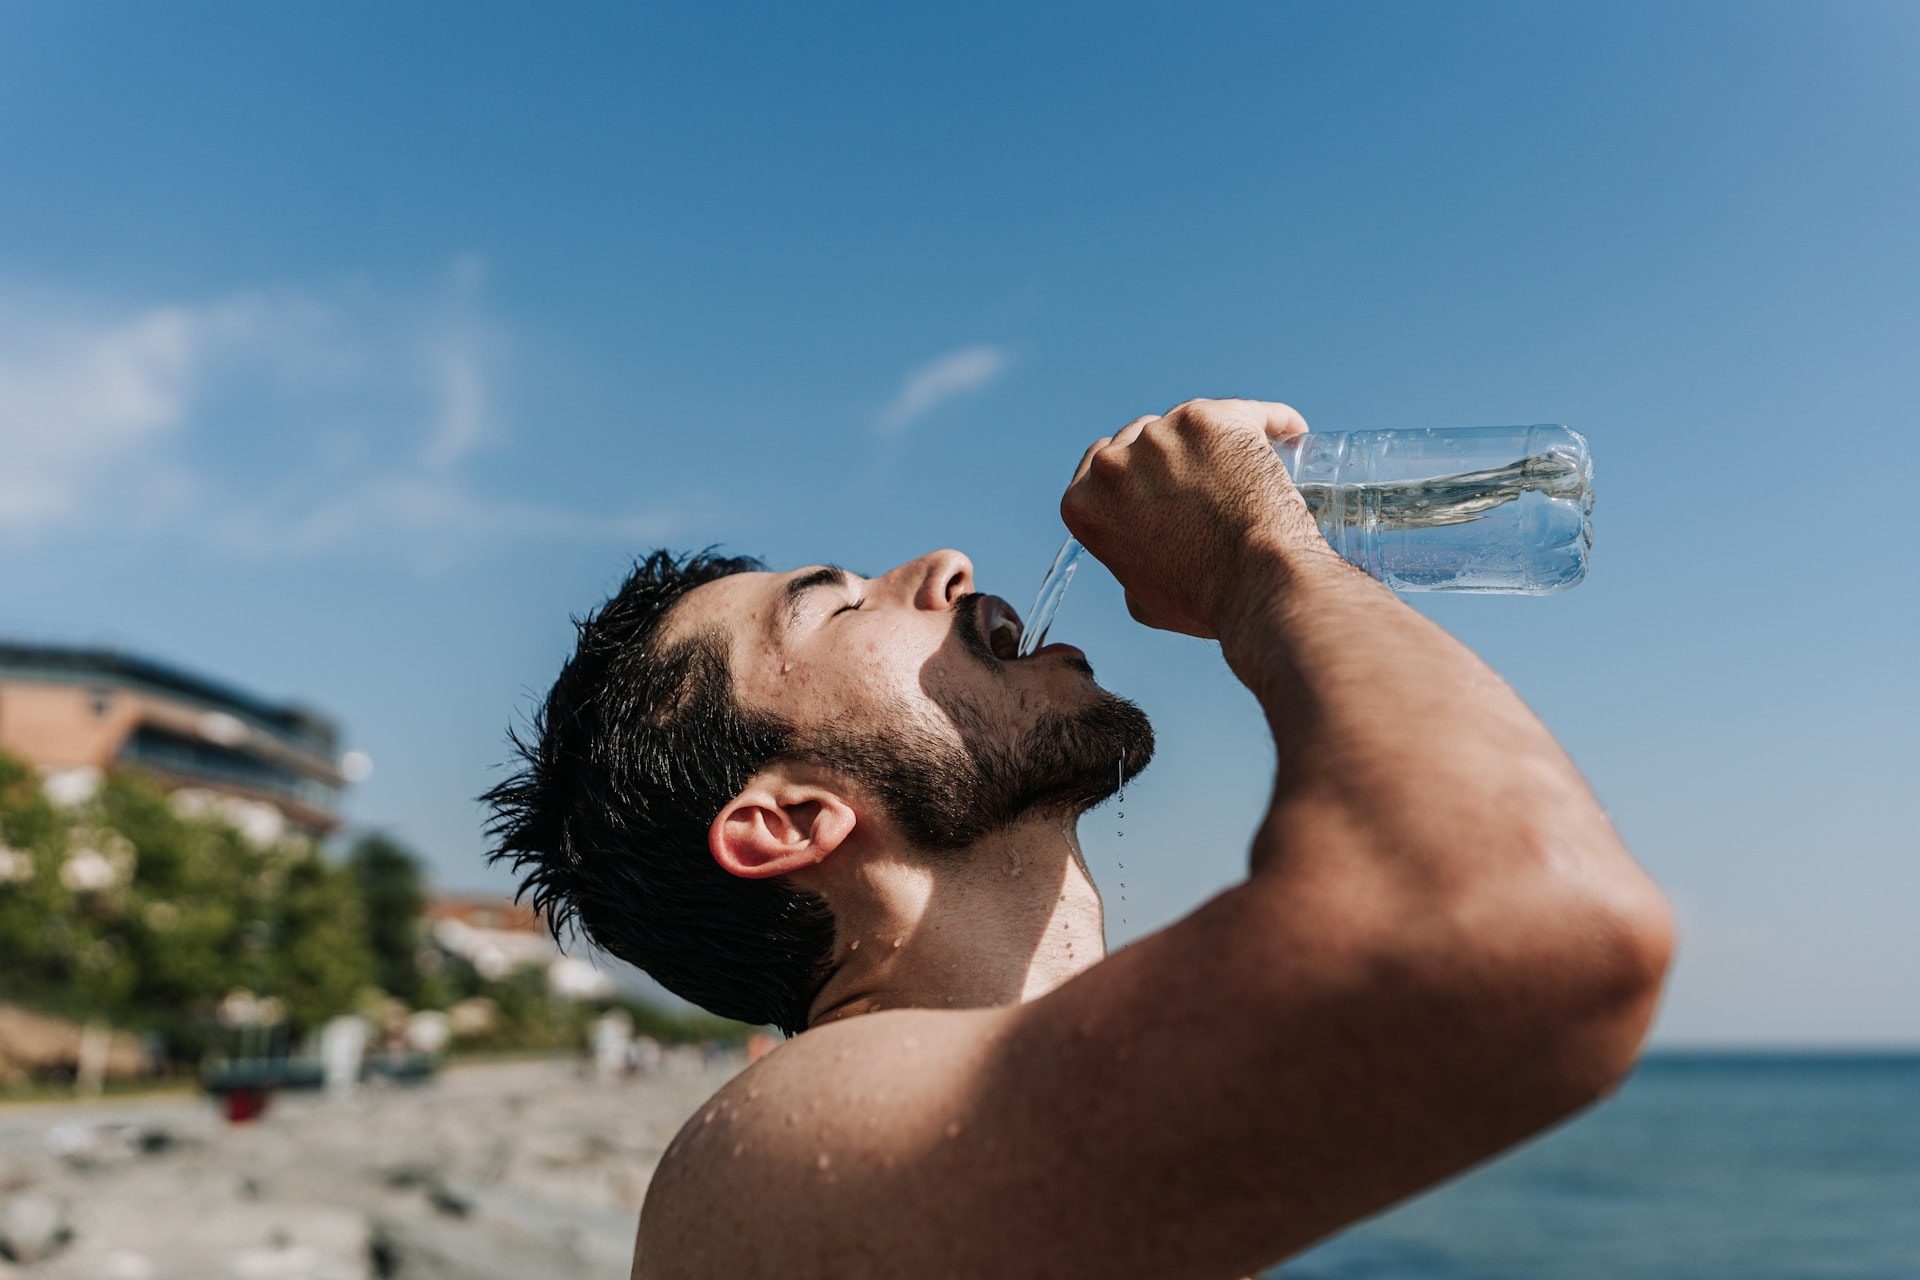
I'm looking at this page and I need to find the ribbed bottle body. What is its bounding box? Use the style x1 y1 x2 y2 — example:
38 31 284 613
1275 425 1593 594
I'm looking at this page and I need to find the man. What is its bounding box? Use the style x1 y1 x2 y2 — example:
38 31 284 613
487 398 1673 1279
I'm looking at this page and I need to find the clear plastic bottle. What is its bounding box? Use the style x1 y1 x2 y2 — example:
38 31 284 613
1018 425 1592 654
1275 424 1593 594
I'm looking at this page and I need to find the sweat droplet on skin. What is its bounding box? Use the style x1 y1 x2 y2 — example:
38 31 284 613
849 939 859 950
782 662 794 674
816 1153 832 1171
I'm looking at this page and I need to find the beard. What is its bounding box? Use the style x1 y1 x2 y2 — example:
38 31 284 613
793 683 1155 853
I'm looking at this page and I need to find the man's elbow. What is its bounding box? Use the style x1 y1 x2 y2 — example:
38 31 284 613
1499 859 1676 1110
1577 871 1675 1085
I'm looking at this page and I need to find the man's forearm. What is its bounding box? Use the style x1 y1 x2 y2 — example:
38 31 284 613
1212 529 1670 1116
1219 532 1657 939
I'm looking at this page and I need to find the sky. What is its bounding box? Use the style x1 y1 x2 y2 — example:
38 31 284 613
0 1 1913 1046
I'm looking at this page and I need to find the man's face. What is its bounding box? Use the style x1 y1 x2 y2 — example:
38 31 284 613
667 548 1153 849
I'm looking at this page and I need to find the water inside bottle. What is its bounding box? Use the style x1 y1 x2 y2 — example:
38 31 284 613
1014 448 1587 649
1293 449 1586 531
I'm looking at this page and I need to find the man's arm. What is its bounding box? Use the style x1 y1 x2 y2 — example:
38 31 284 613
639 399 1671 1280
1023 398 1672 1269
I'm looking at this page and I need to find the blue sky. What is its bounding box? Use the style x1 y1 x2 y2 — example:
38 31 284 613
1 2 1913 1045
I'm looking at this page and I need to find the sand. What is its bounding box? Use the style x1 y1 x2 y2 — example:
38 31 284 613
0 1052 740 1279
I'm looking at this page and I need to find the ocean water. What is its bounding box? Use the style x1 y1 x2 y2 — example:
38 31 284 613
1273 1054 1920 1280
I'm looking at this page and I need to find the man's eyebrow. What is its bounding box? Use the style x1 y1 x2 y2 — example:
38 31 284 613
773 565 851 636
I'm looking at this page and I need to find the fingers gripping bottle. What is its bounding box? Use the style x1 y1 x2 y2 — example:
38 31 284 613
1019 425 1593 655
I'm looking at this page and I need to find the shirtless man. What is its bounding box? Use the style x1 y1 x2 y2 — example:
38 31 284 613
486 398 1673 1279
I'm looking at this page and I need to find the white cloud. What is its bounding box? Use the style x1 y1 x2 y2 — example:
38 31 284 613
0 304 200 531
422 336 490 472
874 344 1010 433
0 268 665 565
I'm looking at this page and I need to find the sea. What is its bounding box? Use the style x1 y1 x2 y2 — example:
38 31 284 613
1271 1053 1920 1280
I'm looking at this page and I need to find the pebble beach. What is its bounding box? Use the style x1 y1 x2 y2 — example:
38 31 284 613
0 1054 740 1280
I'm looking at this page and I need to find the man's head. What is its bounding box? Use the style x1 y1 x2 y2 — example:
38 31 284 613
485 547 1152 1035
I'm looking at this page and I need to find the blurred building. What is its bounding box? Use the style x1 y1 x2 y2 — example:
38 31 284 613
0 640 346 840
426 895 617 1000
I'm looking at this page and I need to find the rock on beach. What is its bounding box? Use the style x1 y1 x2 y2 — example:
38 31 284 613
0 1053 740 1279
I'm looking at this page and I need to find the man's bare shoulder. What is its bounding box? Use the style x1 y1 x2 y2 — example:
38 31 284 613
634 1006 1017 1279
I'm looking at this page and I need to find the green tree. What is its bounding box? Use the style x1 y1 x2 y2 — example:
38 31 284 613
266 850 376 1035
0 752 385 1056
345 832 427 1003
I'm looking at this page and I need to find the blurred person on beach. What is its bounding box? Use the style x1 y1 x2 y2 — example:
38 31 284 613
486 398 1673 1279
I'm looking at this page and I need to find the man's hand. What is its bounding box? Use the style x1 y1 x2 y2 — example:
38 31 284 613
1060 398 1340 639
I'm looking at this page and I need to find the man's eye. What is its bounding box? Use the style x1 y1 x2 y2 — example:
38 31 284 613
833 597 866 617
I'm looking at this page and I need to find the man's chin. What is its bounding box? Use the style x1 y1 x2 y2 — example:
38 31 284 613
1018 692 1155 816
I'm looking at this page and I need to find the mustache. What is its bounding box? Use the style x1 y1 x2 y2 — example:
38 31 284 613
950 591 999 668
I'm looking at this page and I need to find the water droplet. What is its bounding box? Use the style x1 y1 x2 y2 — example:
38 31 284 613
892 937 904 948
702 1109 717 1125
782 662 795 674
1117 811 1123 819
816 1152 832 1171
849 939 859 950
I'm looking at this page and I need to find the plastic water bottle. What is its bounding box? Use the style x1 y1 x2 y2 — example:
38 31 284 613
1018 425 1592 655
1276 424 1593 594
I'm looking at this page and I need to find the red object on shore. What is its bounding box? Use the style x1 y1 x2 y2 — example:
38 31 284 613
223 1086 272 1123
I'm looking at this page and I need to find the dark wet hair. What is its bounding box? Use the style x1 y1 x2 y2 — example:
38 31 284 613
483 549 833 1035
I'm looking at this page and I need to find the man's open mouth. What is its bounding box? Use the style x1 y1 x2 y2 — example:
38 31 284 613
980 596 1025 661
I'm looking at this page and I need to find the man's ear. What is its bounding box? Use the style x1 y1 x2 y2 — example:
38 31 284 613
709 767 858 880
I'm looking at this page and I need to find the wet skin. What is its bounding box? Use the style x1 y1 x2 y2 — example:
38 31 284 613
632 398 1670 1280
662 549 1104 785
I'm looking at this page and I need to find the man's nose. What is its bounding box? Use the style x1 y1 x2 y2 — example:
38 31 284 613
891 549 974 611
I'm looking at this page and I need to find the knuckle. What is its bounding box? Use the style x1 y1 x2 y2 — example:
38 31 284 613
1167 399 1225 434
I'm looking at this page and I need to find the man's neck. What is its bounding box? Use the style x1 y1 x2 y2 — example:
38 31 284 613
801 813 1106 1028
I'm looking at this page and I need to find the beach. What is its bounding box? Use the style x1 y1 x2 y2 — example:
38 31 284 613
0 1053 739 1279
3 1052 1915 1278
